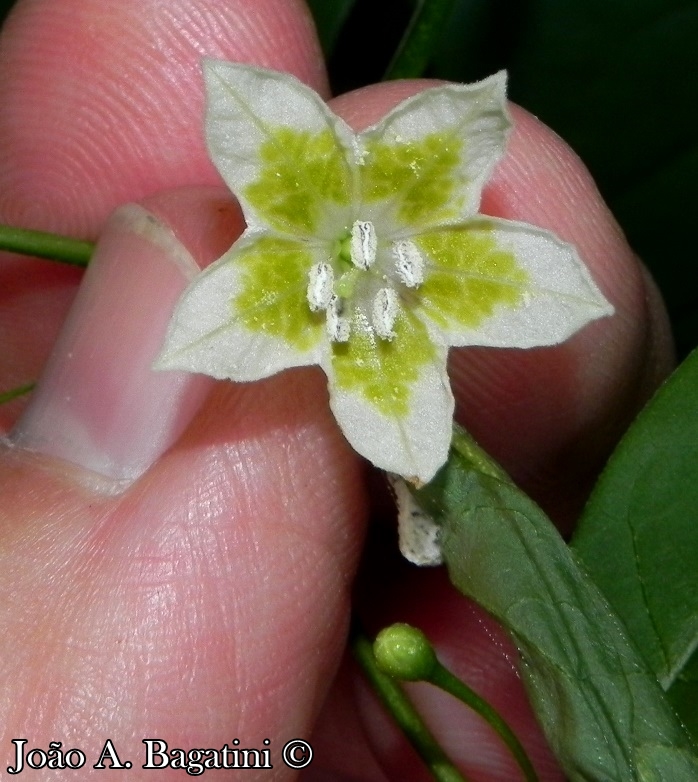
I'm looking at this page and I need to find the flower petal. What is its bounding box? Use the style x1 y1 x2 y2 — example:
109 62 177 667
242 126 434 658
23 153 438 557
155 234 324 380
204 60 354 236
359 72 510 231
326 310 452 482
415 217 614 348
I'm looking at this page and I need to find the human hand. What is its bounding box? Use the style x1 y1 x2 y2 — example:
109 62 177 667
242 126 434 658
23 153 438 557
0 1 674 779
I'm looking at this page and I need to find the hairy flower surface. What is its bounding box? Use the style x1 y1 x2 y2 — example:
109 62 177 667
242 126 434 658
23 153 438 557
156 61 614 482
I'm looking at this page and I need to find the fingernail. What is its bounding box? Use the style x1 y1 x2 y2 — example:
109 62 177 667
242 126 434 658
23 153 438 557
10 203 213 486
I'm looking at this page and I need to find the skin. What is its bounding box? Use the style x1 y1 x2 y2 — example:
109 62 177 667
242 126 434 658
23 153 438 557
0 1 674 780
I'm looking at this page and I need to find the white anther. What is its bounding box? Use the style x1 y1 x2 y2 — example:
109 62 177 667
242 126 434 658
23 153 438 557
326 295 351 343
393 240 424 288
350 220 377 270
372 287 399 341
307 262 334 312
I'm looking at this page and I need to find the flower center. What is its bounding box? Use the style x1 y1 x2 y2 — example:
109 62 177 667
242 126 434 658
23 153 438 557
306 220 425 343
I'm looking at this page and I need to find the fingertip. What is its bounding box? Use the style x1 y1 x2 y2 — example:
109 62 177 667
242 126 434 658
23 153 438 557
330 79 441 131
140 185 244 269
0 0 327 235
481 104 631 311
8 190 234 487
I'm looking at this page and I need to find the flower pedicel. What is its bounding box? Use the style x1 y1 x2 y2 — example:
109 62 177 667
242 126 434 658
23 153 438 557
156 61 613 484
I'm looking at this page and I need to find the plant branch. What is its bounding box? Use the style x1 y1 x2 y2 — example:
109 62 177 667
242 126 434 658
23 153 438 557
428 661 540 782
0 383 35 405
0 224 93 266
352 625 470 782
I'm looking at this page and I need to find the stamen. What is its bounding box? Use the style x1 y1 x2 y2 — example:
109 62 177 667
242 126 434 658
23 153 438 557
350 220 377 270
372 287 399 341
307 262 334 312
326 295 351 343
393 240 424 288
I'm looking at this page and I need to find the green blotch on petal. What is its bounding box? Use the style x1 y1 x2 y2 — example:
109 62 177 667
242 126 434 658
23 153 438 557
332 311 435 417
234 237 323 351
361 133 464 227
245 128 351 234
417 228 529 329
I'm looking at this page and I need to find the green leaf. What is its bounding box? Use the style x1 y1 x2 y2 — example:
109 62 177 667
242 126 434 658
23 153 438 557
414 427 697 781
666 650 698 741
636 744 698 781
573 349 698 740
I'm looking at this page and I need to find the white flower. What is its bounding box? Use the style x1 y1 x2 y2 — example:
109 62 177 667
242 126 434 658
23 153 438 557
156 61 614 483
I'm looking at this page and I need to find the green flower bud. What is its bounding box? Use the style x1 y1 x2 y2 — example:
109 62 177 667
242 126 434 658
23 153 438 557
373 623 437 681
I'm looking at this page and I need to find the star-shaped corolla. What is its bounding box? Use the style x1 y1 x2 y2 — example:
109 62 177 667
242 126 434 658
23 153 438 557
156 61 614 483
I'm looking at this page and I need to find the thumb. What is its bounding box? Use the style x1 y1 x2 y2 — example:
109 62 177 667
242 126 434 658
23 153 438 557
1 188 367 776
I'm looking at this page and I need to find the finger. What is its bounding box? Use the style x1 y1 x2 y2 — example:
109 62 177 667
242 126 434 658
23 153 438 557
1 2 371 769
0 0 327 426
2 405 366 779
0 254 82 429
8 188 235 478
1 188 367 777
0 0 327 236
330 81 673 525
0 185 238 433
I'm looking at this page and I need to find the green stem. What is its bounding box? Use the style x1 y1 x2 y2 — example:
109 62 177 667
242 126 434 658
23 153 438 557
427 662 540 782
0 382 35 405
450 424 511 483
352 627 470 782
384 0 457 80
0 224 93 266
